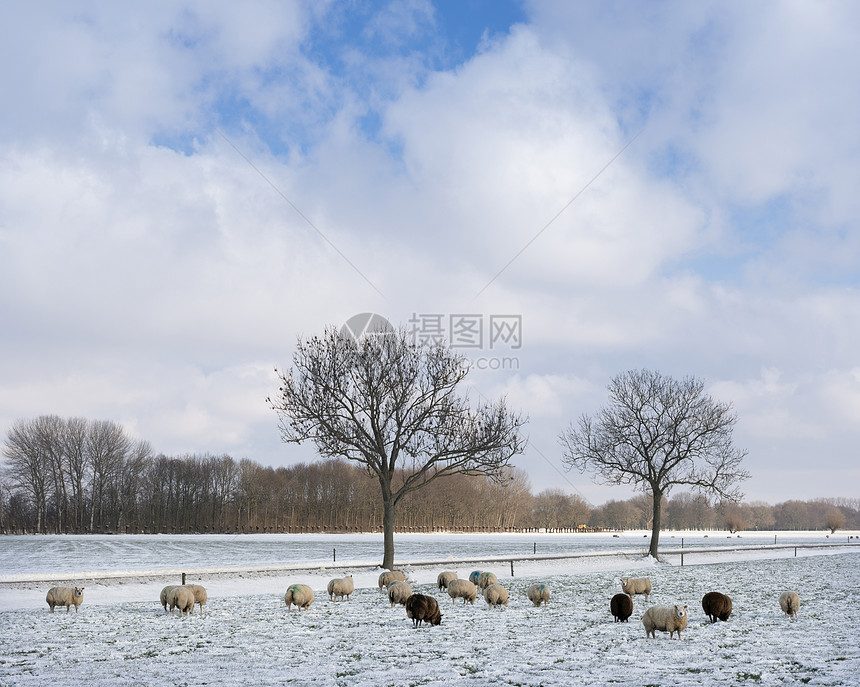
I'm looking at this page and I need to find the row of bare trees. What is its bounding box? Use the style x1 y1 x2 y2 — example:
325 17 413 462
1 415 857 535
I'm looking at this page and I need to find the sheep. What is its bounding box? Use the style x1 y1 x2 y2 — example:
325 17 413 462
610 593 634 622
405 593 442 627
185 584 208 615
447 579 477 605
160 585 178 612
437 571 458 590
641 604 688 639
327 575 354 601
476 572 499 589
387 580 412 608
779 591 800 618
378 570 407 590
621 577 652 601
168 586 195 616
483 584 509 609
468 570 482 585
45 586 84 614
527 583 550 607
701 591 732 623
284 584 314 611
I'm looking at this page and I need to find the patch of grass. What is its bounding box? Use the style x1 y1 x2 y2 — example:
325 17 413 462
736 672 762 681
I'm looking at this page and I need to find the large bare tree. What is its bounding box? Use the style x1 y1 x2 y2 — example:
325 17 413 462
268 326 527 569
559 369 749 558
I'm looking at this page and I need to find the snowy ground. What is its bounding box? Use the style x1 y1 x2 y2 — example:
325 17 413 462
1 532 858 686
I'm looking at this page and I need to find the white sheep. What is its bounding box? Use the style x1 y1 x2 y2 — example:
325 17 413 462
378 570 407 590
468 570 482 585
447 579 477 605
641 604 688 639
159 585 178 612
327 575 354 601
483 583 509 609
779 591 800 618
437 571 458 590
185 584 208 614
168 586 195 615
527 583 550 607
284 584 314 611
387 580 412 608
477 572 499 589
45 586 84 614
621 577 652 601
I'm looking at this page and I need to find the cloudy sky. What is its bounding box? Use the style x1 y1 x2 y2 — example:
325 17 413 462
2 1 858 506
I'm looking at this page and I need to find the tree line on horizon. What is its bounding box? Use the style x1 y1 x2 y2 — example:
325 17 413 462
1 415 856 536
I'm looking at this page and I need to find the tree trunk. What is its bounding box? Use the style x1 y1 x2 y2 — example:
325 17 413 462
649 487 663 559
381 494 396 570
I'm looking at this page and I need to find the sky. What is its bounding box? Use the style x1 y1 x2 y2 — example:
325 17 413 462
1 0 859 507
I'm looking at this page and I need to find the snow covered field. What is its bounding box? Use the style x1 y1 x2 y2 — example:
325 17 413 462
1 532 858 686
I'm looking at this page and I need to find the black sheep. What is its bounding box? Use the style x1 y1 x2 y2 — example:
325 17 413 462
610 593 634 622
405 593 442 627
701 591 733 622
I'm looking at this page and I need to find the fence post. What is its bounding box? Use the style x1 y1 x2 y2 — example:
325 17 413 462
181 572 186 585
795 547 797 557
533 542 536 555
510 560 514 577
333 548 336 563
681 552 684 567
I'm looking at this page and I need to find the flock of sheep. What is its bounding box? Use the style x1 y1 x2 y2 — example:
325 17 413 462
43 571 801 638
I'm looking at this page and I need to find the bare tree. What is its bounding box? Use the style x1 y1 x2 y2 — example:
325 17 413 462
3 418 50 532
269 326 526 569
560 369 749 559
824 507 846 534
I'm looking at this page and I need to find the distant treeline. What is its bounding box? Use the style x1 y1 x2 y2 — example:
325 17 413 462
1 415 858 535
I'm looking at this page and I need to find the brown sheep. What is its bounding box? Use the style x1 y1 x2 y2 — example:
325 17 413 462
701 591 732 622
610 593 634 622
405 593 442 627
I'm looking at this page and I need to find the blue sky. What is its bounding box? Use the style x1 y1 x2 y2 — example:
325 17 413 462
1 1 859 506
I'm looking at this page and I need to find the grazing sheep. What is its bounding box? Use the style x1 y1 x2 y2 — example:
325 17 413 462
610 593 634 622
447 579 477 605
779 591 800 618
284 584 314 611
642 604 688 639
477 572 499 589
621 577 652 601
468 571 482 585
527 583 550 607
405 593 442 627
160 585 178 612
45 586 84 614
701 591 732 623
437 571 458 590
483 584 509 609
378 570 407 590
185 584 208 615
168 586 195 616
327 575 354 601
387 580 412 608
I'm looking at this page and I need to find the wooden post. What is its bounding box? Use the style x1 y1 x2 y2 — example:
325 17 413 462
333 548 336 563
510 560 514 577
795 547 797 557
681 552 684 567
181 572 186 585
681 538 684 548
533 542 536 555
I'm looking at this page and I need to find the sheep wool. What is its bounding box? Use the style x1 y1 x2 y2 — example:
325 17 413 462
779 591 800 618
387 580 412 608
621 577 652 601
378 570 407 589
437 571 458 590
477 572 499 590
701 592 732 623
168 586 195 616
468 571 483 585
327 575 354 601
610 593 634 622
447 579 477 605
483 584 509 609
642 604 688 639
185 584 208 614
159 585 178 612
45 586 84 614
284 584 314 611
527 583 550 607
